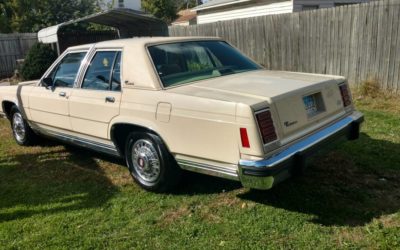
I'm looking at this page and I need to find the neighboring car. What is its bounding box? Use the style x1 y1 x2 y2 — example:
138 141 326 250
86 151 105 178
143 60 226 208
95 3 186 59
0 37 363 192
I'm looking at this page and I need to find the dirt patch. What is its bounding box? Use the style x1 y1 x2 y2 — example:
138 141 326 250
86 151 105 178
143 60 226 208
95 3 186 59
158 206 192 226
353 88 400 115
335 228 369 248
376 214 400 228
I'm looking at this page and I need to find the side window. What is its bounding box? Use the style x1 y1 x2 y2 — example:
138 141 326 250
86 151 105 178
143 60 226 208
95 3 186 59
48 52 87 88
82 51 121 91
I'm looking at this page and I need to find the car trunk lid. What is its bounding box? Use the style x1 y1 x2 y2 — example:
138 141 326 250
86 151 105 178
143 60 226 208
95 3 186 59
168 70 347 143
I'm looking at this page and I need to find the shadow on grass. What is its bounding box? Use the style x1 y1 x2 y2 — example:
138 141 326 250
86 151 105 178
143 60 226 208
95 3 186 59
173 172 242 195
238 133 400 227
2 131 399 227
0 141 120 223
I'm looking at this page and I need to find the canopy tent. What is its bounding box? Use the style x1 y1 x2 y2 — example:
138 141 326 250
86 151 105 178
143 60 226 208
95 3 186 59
38 8 168 54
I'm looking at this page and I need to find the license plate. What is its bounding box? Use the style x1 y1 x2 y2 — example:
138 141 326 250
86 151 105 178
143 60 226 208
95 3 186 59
303 93 324 117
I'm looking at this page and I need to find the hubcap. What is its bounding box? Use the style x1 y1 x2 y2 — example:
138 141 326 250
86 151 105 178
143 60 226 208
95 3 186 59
131 139 160 183
12 113 25 142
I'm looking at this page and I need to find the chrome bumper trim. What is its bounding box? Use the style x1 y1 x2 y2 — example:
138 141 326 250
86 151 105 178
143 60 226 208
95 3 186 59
238 111 364 190
240 111 363 168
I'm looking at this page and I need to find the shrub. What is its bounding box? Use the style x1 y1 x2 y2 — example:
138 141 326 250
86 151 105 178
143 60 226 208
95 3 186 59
21 43 58 80
359 78 382 98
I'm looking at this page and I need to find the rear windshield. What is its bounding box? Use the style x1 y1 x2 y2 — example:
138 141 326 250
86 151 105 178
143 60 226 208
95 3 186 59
148 41 261 88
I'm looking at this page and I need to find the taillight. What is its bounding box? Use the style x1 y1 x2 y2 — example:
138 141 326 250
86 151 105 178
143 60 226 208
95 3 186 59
339 84 352 107
240 128 250 148
255 109 277 144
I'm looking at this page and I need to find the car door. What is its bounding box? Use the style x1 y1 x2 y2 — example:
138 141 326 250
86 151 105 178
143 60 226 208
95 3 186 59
68 50 122 139
29 51 87 130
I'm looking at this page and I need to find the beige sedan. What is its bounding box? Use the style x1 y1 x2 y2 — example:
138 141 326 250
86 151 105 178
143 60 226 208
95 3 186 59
0 37 363 192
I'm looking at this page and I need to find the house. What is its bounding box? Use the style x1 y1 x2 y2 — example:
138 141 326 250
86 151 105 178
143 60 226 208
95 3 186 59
193 0 371 24
172 9 197 26
100 0 141 10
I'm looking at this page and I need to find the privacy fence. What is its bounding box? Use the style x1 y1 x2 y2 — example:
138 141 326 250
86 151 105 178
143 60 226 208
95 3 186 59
169 0 400 92
0 33 37 79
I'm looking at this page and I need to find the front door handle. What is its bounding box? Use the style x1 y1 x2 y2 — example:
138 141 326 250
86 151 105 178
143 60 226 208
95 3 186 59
105 96 115 103
59 92 66 97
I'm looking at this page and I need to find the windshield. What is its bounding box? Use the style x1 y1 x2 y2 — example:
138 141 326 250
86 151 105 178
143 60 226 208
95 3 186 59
148 41 261 88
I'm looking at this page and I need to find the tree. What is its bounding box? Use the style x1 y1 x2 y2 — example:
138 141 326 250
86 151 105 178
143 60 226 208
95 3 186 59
176 0 203 10
0 1 12 33
142 0 204 23
142 0 178 23
0 0 99 33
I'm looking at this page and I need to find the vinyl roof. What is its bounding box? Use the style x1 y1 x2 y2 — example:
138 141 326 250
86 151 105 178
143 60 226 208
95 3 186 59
68 36 221 50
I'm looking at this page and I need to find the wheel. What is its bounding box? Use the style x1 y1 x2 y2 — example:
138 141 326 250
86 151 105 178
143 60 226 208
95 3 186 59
10 106 37 146
125 132 181 192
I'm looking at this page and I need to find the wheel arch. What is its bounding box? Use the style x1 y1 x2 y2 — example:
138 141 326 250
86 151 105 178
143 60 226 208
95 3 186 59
1 100 18 120
110 122 171 158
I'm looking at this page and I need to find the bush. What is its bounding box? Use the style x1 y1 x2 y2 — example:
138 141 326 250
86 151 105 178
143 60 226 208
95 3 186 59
359 78 382 98
21 43 58 80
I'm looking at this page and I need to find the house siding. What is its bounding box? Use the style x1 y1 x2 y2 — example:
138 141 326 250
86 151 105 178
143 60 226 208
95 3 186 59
196 0 373 24
293 0 370 11
197 1 292 24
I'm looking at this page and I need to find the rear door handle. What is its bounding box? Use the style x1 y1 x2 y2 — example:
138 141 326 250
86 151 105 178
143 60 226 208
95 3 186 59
105 96 115 103
59 92 66 97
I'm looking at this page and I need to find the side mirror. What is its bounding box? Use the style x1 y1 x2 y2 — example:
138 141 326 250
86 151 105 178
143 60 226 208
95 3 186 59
41 77 53 88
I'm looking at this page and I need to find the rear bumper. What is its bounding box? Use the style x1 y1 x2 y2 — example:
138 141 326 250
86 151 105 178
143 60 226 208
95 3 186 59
238 111 364 190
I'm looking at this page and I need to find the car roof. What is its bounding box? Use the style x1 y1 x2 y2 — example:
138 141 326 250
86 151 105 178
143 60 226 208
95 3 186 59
68 36 222 50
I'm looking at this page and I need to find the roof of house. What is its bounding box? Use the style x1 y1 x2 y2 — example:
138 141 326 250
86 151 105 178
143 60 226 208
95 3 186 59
193 0 251 11
172 9 197 24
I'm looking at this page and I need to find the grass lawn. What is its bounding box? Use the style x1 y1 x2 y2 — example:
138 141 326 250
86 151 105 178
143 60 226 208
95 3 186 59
0 93 399 249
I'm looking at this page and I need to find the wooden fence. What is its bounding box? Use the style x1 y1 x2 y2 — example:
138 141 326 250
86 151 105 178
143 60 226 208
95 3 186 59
169 0 400 91
0 33 37 79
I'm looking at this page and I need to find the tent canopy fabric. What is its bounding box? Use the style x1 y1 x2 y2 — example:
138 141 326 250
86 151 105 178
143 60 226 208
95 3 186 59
38 8 167 44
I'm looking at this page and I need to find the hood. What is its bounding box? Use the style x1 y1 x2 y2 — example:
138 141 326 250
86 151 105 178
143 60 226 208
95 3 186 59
166 70 345 105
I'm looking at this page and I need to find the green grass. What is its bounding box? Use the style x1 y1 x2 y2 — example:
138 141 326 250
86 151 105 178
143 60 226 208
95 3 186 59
1 95 400 249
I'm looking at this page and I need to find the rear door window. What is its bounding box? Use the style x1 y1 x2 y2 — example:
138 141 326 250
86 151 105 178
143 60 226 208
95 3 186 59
81 51 121 91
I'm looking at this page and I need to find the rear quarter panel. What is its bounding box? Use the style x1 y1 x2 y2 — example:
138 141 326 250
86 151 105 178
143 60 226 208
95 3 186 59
112 88 241 165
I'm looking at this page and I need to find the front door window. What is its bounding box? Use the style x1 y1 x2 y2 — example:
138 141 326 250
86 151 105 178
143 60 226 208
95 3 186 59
48 52 87 88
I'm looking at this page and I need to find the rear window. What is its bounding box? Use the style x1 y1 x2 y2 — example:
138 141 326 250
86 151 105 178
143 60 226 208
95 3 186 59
148 41 261 88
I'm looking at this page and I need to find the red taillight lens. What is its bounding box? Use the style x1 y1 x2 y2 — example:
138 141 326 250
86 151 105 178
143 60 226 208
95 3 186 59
339 84 352 107
255 109 277 144
240 128 250 148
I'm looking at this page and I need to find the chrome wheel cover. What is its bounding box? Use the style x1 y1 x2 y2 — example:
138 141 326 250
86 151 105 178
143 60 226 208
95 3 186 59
131 139 161 183
12 113 25 143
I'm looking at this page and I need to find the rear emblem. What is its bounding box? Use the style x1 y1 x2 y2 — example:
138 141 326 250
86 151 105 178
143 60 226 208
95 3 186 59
284 121 298 127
